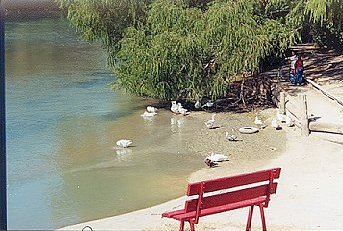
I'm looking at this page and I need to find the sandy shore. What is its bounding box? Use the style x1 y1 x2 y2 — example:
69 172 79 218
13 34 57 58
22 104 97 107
59 106 343 231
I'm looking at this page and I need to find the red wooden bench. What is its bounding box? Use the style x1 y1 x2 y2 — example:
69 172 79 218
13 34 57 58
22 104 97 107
162 168 281 231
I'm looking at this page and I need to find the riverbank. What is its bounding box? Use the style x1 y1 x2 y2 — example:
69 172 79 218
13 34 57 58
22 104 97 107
59 105 343 230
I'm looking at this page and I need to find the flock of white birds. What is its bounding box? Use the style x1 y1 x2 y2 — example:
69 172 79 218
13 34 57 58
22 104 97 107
170 101 188 115
115 101 295 167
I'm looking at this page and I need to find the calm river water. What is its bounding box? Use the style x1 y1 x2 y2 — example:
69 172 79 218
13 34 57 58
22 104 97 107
6 17 203 229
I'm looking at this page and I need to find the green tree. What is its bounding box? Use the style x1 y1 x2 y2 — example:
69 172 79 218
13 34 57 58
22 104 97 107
114 0 295 100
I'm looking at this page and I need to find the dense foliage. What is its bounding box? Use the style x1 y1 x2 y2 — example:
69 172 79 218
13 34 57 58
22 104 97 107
57 0 343 100
266 0 343 47
114 0 295 100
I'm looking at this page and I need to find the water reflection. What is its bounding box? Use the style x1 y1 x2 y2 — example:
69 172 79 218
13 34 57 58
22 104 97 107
141 113 156 123
170 116 185 132
115 148 133 162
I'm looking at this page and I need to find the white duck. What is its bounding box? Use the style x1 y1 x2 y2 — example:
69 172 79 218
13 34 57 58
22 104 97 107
195 100 201 109
177 103 188 115
206 152 229 162
204 158 218 167
171 101 179 114
271 119 280 130
225 131 238 141
285 116 294 127
179 108 188 116
116 139 132 148
141 111 157 117
276 109 285 122
204 114 216 129
254 114 263 128
146 106 157 113
202 101 214 108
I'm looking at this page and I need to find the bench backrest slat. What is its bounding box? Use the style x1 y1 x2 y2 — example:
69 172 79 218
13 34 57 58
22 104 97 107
187 168 281 196
185 182 277 212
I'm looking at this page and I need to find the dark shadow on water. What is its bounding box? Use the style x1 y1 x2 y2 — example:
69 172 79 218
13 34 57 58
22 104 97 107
100 111 129 122
71 78 111 89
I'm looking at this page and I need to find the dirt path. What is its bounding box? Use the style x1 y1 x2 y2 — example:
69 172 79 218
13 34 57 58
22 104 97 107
303 53 343 124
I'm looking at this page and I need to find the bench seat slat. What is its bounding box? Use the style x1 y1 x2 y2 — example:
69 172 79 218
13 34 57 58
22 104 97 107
172 197 266 221
187 168 281 196
162 209 184 218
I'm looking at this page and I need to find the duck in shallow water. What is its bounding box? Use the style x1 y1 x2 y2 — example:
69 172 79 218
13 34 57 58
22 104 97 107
146 106 158 113
116 139 132 148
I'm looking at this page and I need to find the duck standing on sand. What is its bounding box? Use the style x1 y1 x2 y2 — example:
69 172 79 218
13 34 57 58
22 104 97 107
285 116 294 127
116 139 132 148
254 114 264 129
206 152 229 162
205 114 216 129
276 109 285 122
271 119 281 130
204 158 218 168
225 131 238 142
204 152 229 167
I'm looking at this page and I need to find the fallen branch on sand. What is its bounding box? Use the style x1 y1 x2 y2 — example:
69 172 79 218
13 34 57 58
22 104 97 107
306 78 343 107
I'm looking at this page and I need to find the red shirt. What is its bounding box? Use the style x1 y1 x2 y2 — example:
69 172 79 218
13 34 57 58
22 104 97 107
295 58 303 71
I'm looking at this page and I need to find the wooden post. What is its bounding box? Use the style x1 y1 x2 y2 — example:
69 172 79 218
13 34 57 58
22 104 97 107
299 94 310 136
279 91 286 114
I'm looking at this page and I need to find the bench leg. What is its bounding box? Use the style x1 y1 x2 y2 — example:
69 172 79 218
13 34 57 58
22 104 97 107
246 205 254 231
259 205 267 231
189 220 195 231
179 220 196 231
179 221 185 231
